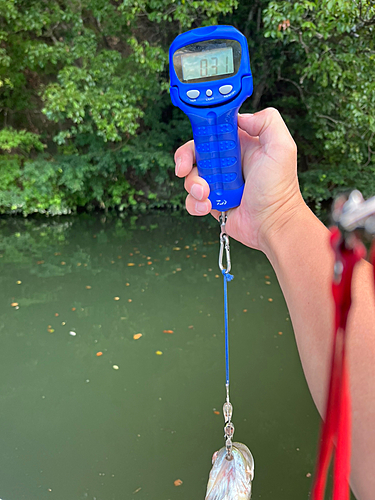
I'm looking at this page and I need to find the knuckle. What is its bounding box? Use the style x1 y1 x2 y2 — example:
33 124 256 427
266 107 281 119
290 139 297 155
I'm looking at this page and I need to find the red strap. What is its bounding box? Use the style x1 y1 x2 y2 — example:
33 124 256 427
311 227 365 500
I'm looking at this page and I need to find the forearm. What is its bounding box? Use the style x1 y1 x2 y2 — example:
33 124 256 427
263 202 375 500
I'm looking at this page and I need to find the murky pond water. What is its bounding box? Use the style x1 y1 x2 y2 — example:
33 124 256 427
0 212 322 500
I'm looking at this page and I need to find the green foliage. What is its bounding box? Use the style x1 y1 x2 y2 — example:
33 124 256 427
0 0 239 215
0 127 44 153
263 0 375 205
0 0 374 215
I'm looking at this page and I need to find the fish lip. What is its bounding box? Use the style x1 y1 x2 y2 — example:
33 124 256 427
205 443 254 500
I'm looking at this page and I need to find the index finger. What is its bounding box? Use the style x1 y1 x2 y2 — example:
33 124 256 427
174 140 195 178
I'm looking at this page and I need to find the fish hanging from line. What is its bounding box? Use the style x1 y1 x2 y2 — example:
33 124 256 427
205 442 254 500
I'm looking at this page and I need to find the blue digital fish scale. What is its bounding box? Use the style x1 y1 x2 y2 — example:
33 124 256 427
169 25 253 210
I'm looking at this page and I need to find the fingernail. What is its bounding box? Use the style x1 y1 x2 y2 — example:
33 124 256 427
195 201 209 214
175 157 181 176
191 184 204 201
239 113 253 117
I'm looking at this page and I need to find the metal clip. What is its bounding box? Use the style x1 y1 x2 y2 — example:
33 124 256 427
219 211 231 273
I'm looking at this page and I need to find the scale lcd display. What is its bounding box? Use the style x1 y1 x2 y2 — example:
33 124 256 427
181 47 234 81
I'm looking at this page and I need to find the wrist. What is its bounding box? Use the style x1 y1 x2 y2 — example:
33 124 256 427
259 194 313 260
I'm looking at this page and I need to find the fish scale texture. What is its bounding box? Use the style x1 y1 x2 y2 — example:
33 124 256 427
205 442 254 500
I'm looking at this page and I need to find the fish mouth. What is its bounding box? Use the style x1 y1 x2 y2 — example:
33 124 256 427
205 442 254 500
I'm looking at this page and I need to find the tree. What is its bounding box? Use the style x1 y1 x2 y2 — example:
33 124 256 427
262 0 375 207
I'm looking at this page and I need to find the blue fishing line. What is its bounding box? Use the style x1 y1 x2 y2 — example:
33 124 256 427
222 269 234 386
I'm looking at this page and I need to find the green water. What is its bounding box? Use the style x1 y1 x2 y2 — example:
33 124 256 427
0 213 320 500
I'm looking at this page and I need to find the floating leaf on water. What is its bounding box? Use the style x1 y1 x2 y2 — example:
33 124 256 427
11 302 18 307
62 322 66 325
118 256 122 259
176 268 181 271
61 262 66 265
243 309 248 313
133 487 141 494
268 298 273 302
265 275 270 279
127 263 135 267
147 261 152 265
72 307 76 311
155 350 163 355
173 247 181 251
188 325 194 329
86 286 92 289
213 410 220 415
202 255 207 258
215 275 219 278
54 252 61 256
128 299 132 303
113 365 119 370
37 260 44 265
129 253 133 256
47 328 54 333
16 281 22 284
163 330 173 334
133 333 142 340
306 473 312 478
165 257 170 261
186 255 190 258
278 331 283 335
155 273 159 276
265 281 271 285
69 331 77 336
96 352 103 357
146 256 151 260
55 313 59 317
174 479 183 486
203 274 207 277
77 263 81 266
126 283 130 286
114 297 120 301
111 261 115 264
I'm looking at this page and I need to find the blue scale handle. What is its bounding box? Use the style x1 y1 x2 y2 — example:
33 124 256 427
187 106 243 211
169 26 253 211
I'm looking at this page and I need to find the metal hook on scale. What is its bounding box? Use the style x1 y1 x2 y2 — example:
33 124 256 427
219 212 231 274
218 211 235 459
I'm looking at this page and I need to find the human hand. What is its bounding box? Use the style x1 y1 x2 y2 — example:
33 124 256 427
174 108 306 255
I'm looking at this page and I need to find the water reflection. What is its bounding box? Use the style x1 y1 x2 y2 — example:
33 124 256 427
0 213 320 500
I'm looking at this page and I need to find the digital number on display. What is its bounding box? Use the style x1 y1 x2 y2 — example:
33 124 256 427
181 47 234 81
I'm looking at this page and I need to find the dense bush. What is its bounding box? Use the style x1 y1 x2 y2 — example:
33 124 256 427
0 0 374 215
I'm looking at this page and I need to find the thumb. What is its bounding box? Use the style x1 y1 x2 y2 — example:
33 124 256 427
238 108 295 149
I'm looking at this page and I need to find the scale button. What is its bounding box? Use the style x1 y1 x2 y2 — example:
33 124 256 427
206 89 213 97
219 85 233 95
186 90 200 99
